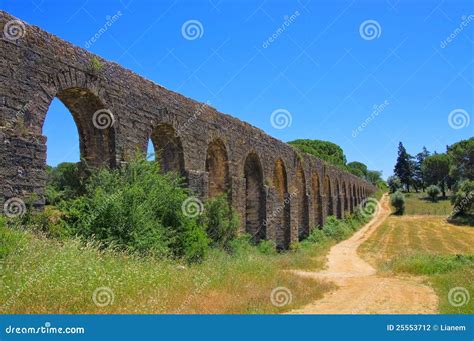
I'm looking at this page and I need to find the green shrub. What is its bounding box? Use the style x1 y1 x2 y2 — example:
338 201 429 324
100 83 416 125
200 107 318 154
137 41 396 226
21 206 70 239
322 216 352 241
451 180 474 216
0 224 28 260
306 228 328 243
200 194 240 250
390 191 405 215
426 185 441 202
257 239 278 255
60 157 209 262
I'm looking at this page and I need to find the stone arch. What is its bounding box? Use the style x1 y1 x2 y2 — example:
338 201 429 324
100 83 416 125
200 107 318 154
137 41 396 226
244 152 266 242
311 173 323 227
273 159 290 250
352 184 357 208
205 139 230 198
296 163 309 240
342 181 349 215
324 175 333 217
149 123 185 176
39 87 116 168
335 179 343 219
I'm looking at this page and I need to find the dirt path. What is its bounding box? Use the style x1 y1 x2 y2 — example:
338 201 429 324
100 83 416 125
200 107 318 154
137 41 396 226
288 194 438 314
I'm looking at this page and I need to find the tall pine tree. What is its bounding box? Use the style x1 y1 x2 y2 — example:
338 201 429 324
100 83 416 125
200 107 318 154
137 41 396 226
394 142 412 192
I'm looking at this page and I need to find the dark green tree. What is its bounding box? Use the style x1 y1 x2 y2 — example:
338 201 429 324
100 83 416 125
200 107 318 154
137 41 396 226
394 142 412 192
421 153 450 197
288 139 347 168
447 137 474 183
413 147 430 191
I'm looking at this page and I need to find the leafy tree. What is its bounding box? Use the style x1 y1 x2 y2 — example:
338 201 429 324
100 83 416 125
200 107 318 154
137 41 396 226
347 161 368 177
387 175 402 193
426 185 441 202
422 153 450 197
447 137 474 183
289 139 347 168
451 180 474 217
46 162 85 204
394 142 413 191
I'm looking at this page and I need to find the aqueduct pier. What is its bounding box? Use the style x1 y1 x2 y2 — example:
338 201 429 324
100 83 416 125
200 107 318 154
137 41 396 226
0 11 375 249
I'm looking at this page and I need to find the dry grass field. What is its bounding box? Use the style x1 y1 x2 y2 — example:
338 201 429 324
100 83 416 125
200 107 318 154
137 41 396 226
359 194 474 314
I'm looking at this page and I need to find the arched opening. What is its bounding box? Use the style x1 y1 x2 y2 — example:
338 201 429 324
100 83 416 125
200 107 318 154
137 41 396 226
335 179 343 219
296 163 309 240
352 184 358 207
311 173 323 228
42 87 116 169
274 159 290 250
244 152 266 242
324 175 333 217
205 139 230 198
342 181 349 215
149 123 185 176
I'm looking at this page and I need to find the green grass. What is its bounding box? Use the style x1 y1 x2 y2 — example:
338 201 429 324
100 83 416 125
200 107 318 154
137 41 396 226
388 253 474 314
0 208 372 314
403 192 453 216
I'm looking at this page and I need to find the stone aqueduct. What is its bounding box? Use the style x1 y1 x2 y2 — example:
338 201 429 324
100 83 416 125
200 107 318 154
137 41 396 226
0 11 375 249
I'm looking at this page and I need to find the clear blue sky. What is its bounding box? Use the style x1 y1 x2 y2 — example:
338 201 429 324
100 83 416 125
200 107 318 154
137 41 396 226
3 0 473 178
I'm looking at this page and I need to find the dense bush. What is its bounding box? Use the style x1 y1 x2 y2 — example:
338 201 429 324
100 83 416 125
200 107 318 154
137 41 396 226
391 191 406 215
426 185 441 202
200 194 240 250
60 158 209 262
45 163 85 204
451 180 474 217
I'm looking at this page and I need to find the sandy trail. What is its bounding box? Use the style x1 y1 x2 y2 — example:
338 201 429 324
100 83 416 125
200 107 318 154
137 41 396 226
288 194 438 314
